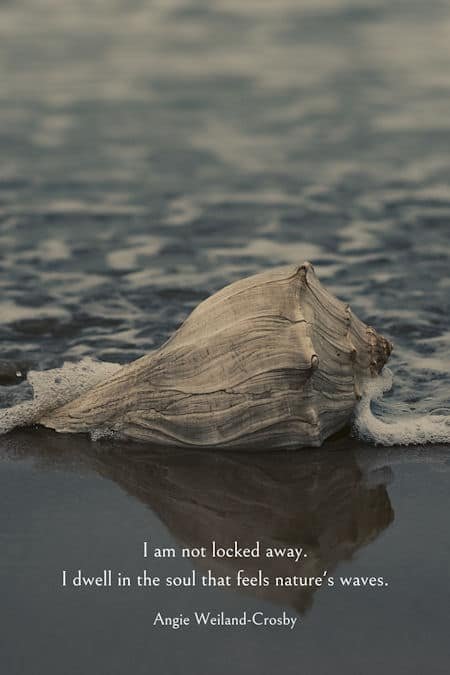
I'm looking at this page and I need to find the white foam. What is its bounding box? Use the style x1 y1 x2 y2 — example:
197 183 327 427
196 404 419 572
2 359 449 447
353 367 450 446
0 358 122 435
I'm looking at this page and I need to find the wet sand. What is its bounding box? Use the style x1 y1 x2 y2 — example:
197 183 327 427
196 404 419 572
1 430 449 674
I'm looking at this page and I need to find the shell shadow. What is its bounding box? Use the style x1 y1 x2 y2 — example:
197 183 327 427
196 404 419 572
1 430 394 614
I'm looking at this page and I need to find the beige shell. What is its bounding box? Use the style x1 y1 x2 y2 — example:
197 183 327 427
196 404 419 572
40 262 392 448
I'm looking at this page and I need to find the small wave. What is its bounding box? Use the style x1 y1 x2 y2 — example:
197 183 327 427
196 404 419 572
353 368 450 446
0 358 121 435
2 359 449 447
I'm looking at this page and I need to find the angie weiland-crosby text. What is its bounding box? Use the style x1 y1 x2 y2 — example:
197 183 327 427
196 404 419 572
153 611 299 630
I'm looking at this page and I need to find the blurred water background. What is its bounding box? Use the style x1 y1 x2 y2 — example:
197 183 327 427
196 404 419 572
0 0 449 420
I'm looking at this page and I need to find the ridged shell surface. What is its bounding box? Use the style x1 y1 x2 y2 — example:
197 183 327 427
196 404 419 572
40 263 392 448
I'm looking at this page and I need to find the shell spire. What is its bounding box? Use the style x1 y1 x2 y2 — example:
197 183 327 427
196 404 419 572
39 263 393 449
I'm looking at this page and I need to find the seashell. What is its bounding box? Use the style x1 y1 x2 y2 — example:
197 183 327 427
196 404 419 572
39 263 393 448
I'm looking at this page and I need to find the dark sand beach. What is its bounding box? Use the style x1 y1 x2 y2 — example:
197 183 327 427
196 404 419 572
1 430 450 673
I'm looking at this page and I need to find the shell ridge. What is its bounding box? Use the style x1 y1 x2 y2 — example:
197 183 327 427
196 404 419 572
122 407 321 447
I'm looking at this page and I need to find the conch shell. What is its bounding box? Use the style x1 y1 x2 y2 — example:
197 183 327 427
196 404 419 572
40 263 392 448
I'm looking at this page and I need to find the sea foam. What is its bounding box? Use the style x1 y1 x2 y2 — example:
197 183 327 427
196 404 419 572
1 360 449 446
0 358 121 435
353 368 450 446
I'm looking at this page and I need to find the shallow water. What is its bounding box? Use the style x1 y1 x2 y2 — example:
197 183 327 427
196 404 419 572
0 0 449 672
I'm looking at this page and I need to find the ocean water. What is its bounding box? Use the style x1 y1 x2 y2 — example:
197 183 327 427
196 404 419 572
0 0 449 438
0 0 449 673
